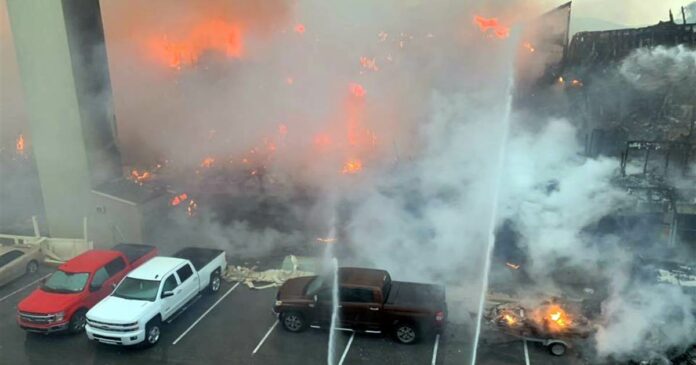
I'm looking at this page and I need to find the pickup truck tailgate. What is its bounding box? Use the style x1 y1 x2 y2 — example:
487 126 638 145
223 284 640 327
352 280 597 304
385 281 446 313
173 247 225 271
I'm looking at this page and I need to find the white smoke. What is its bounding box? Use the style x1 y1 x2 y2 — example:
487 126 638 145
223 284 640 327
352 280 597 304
620 45 696 92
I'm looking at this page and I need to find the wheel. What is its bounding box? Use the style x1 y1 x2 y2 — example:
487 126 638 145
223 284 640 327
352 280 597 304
143 317 161 347
69 309 87 334
26 260 39 275
549 342 567 356
207 270 221 294
394 322 419 344
280 312 306 333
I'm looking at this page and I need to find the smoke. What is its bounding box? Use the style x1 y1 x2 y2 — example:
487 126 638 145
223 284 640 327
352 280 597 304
620 45 696 93
687 2 696 23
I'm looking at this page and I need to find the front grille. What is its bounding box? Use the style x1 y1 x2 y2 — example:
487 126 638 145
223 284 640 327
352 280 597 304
19 312 54 324
87 319 138 332
93 334 123 344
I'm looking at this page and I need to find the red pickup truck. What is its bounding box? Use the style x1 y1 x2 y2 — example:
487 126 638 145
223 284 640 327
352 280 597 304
17 243 157 334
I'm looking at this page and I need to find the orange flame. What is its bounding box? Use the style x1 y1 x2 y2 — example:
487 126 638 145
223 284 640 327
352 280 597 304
16 134 25 154
342 159 363 174
537 304 572 332
349 83 366 97
130 169 152 183
201 157 215 168
294 23 306 34
473 16 510 39
150 20 243 69
571 79 583 87
171 193 189 206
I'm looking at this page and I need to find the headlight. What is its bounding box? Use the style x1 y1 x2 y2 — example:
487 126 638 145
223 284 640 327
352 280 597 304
275 300 283 306
52 312 65 322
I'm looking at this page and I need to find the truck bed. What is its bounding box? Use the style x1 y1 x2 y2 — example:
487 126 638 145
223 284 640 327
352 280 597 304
385 281 446 313
173 247 225 271
112 243 157 265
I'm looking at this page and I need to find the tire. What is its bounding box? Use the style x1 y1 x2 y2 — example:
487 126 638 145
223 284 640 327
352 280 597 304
143 317 162 347
26 260 39 275
393 322 419 344
69 309 87 334
549 342 567 356
280 312 306 333
207 270 221 294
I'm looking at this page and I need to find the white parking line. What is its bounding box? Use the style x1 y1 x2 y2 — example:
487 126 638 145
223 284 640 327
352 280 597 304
252 320 278 355
0 274 51 304
523 340 531 365
431 334 441 365
172 282 240 345
338 331 355 365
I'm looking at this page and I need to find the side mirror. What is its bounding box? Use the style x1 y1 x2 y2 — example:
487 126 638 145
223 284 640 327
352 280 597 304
161 290 174 298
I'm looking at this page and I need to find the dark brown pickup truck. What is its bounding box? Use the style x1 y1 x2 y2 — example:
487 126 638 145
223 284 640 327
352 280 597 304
273 267 446 344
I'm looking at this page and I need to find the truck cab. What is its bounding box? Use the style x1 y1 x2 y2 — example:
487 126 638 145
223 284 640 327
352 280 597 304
274 267 447 344
17 244 158 334
85 247 226 347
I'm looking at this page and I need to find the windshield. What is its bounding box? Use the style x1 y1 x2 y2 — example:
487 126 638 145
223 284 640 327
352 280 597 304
112 277 160 302
304 276 324 296
42 271 89 294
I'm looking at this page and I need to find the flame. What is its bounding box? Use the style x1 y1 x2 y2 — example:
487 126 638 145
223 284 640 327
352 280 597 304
201 157 215 168
171 193 189 206
342 159 363 174
537 304 572 332
571 79 583 87
16 134 25 154
523 42 535 53
349 83 366 97
506 262 520 270
473 16 510 39
359 56 379 72
503 313 517 326
294 23 306 34
558 76 565 84
130 169 152 184
149 20 243 69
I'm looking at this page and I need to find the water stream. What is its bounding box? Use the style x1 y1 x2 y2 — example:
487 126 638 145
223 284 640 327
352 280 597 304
469 38 518 365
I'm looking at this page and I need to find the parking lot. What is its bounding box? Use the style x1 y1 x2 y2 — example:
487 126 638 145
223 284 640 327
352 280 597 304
0 258 589 365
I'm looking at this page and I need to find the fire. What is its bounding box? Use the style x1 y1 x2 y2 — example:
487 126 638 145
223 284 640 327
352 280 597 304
294 23 306 34
359 56 379 72
201 157 215 168
150 20 243 69
349 83 366 97
170 193 188 206
342 159 363 174
16 134 25 155
571 79 583 87
537 304 572 332
503 313 517 326
474 16 510 39
558 76 565 84
130 169 152 184
523 42 535 53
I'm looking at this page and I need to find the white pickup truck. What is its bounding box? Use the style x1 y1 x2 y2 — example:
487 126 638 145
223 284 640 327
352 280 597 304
85 247 226 347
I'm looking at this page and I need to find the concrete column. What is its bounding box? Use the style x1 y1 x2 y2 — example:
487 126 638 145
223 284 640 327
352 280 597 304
6 0 121 238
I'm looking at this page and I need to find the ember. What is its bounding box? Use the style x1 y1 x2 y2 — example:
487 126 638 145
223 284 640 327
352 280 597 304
349 83 366 97
342 159 363 174
473 15 510 39
171 193 188 206
294 23 306 34
16 134 25 155
130 169 152 184
201 157 215 168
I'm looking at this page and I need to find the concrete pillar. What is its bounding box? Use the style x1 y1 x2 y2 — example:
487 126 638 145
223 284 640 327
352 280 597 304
6 0 121 238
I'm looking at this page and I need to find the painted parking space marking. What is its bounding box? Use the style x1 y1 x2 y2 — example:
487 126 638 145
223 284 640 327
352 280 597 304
523 340 531 365
172 281 240 345
252 320 278 355
0 274 51 303
338 331 355 365
431 333 441 365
